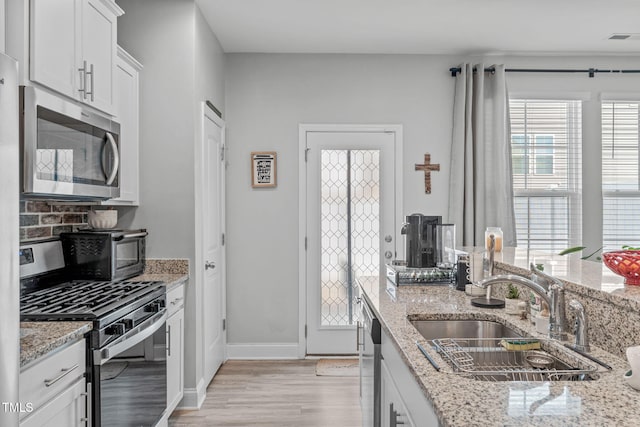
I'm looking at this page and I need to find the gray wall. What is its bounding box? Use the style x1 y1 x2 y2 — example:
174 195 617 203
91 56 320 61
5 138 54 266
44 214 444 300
116 0 225 403
224 53 640 349
224 54 461 346
195 6 225 116
116 0 197 259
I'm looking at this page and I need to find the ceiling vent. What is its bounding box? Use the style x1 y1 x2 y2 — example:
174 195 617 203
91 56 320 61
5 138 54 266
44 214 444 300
608 33 640 41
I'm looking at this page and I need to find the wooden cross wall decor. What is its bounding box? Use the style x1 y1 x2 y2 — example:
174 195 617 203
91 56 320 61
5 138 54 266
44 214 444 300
415 153 440 194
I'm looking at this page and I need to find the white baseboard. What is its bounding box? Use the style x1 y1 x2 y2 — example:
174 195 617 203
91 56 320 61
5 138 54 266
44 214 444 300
155 410 169 427
226 343 301 359
177 378 207 410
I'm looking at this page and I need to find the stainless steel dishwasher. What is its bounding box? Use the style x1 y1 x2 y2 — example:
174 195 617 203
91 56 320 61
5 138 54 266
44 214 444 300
358 294 381 427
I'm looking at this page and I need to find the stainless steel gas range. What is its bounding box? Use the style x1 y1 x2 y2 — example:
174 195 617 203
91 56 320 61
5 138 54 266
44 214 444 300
20 239 167 427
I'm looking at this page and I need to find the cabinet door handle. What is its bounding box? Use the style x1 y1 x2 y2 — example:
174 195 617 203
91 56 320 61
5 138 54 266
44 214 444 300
85 63 94 102
44 364 79 387
78 60 87 99
170 297 184 306
167 324 171 357
81 382 91 424
356 321 361 351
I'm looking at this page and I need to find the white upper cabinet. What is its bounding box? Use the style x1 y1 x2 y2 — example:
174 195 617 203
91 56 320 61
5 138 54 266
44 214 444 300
103 46 142 206
29 0 76 97
79 0 120 112
29 0 123 115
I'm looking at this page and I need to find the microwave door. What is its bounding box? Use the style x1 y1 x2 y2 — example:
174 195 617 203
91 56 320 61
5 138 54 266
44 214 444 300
21 86 121 200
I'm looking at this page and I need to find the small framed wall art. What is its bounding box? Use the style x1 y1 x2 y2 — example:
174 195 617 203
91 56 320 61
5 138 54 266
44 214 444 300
251 151 277 188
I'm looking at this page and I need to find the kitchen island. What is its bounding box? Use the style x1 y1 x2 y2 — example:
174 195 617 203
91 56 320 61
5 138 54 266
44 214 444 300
361 248 640 426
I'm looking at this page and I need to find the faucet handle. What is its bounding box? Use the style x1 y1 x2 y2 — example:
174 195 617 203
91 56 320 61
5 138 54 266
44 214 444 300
529 263 565 290
568 299 590 352
569 299 585 312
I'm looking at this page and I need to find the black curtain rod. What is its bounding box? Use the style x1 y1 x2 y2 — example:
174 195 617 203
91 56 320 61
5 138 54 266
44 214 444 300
449 66 640 78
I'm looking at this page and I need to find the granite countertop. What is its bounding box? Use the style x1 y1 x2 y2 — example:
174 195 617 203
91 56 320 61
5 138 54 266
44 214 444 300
480 247 640 307
360 275 640 426
133 258 189 290
129 273 188 291
20 321 91 368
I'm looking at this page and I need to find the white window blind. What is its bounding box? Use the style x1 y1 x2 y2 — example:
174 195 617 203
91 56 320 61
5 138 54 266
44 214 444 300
602 101 640 251
509 100 582 251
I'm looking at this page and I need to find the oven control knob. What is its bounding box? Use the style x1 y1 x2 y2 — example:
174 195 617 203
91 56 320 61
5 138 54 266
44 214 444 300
145 302 162 313
107 322 126 336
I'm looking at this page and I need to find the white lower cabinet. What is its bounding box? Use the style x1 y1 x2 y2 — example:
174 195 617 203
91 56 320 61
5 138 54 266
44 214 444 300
381 329 440 427
19 340 88 426
381 360 415 427
166 282 185 416
20 378 87 427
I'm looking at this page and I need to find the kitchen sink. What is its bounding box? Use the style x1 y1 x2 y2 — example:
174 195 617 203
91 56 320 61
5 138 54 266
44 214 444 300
410 319 523 343
431 337 599 382
410 319 599 382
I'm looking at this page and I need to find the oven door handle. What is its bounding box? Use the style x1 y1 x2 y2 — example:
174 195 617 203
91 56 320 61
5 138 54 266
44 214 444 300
93 310 167 365
112 231 148 241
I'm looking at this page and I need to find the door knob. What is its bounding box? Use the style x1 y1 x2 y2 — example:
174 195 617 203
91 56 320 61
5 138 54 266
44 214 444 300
205 261 216 270
385 235 393 243
384 251 393 259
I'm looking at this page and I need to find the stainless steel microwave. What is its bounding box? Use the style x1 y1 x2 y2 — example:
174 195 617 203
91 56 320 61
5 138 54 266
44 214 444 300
20 86 121 200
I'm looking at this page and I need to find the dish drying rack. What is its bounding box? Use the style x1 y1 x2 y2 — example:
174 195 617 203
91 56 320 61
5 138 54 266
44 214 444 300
432 338 598 382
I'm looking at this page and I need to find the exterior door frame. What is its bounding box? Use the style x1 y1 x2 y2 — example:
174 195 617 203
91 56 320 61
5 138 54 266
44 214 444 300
298 124 403 357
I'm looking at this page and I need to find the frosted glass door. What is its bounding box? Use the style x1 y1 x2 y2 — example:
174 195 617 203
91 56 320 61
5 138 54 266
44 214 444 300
306 130 396 355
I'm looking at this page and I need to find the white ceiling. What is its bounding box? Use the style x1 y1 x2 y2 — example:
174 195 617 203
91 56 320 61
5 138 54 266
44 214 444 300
195 0 640 55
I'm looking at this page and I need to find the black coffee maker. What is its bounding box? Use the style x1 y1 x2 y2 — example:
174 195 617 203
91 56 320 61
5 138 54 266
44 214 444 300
401 214 441 268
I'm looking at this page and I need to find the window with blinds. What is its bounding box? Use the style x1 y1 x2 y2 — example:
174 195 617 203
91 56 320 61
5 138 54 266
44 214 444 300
602 101 640 251
509 100 583 251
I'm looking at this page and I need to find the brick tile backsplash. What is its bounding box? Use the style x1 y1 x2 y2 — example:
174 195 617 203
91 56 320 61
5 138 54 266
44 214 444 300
41 214 63 225
25 226 52 240
25 201 52 213
20 201 90 242
20 214 39 227
52 205 92 213
63 213 85 223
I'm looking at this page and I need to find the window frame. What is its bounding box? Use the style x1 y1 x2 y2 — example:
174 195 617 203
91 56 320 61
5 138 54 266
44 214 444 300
509 98 583 251
601 99 640 251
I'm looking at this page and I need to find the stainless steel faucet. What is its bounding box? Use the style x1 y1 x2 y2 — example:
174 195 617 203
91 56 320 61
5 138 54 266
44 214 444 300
476 263 569 341
568 299 590 352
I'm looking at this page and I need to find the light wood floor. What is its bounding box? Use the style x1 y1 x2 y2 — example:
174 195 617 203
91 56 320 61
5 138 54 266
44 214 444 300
169 360 362 427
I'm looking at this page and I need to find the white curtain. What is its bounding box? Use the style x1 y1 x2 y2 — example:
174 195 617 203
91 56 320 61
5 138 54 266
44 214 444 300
448 63 517 247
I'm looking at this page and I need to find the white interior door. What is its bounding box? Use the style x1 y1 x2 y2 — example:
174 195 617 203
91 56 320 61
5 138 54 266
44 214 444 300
202 107 225 385
304 127 399 355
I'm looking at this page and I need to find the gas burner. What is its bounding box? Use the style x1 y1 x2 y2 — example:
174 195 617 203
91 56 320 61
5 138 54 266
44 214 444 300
20 280 164 323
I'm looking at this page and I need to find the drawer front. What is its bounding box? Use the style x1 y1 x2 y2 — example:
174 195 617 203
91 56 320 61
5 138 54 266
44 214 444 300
20 340 86 416
167 283 185 316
